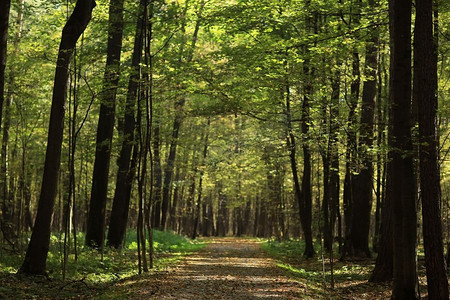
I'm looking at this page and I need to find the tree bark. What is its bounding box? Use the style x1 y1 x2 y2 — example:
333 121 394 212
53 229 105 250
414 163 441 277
0 0 10 130
300 56 315 257
86 0 125 248
415 0 449 297
151 120 162 228
329 73 340 252
19 0 96 275
0 0 12 239
369 158 393 282
106 0 146 248
342 52 359 257
389 0 418 298
349 5 379 257
192 118 209 239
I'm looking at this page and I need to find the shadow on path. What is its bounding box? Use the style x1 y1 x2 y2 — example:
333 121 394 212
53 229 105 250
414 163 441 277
129 238 314 299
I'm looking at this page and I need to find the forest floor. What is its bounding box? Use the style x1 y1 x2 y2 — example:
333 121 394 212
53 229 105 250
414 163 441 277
113 237 311 299
1 236 439 299
104 237 394 299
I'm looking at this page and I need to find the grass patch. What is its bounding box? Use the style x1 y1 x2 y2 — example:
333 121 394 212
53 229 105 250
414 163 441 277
261 239 391 299
0 230 207 299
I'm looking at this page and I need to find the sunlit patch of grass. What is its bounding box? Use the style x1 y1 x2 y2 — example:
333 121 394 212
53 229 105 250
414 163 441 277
0 230 207 299
261 239 391 299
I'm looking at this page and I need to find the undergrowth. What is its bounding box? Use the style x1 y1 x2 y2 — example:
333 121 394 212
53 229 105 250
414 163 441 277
261 239 391 299
0 230 206 299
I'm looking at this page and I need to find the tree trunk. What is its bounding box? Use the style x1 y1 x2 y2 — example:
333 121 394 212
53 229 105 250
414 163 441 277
86 0 125 248
0 0 10 129
415 0 449 297
349 6 379 257
151 120 162 228
160 114 182 230
300 62 315 258
18 0 96 275
160 0 205 229
389 0 418 298
106 0 146 248
0 0 16 243
373 58 385 252
329 73 340 253
192 118 209 239
342 51 359 257
321 101 331 252
369 158 393 282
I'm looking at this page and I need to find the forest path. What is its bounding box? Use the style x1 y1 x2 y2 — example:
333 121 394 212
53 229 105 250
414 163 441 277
129 237 313 299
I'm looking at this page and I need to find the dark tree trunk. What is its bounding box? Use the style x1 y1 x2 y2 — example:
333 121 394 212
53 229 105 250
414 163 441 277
349 9 379 257
389 0 418 298
160 115 182 230
369 159 393 282
0 0 10 129
160 0 204 229
151 121 162 228
0 71 12 240
373 59 385 252
216 182 227 237
201 196 208 236
0 0 14 241
85 0 125 248
342 51 359 257
342 0 361 258
18 0 96 275
321 105 331 252
208 195 215 236
106 0 145 248
169 167 182 231
284 73 311 254
257 196 268 237
192 119 209 239
329 73 340 252
415 0 449 297
300 63 315 258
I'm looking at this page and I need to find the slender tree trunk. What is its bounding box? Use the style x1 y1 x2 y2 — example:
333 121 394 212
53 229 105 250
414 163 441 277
106 0 146 248
389 0 418 298
373 57 385 252
86 0 125 248
415 0 449 297
0 0 11 243
151 120 162 228
0 0 10 129
192 118 209 239
349 5 380 257
329 72 340 253
18 0 96 275
321 96 331 252
342 53 359 257
300 62 315 258
160 0 205 229
369 158 393 282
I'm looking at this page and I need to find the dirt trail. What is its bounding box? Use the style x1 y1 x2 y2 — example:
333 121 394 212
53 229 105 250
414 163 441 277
131 238 312 299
